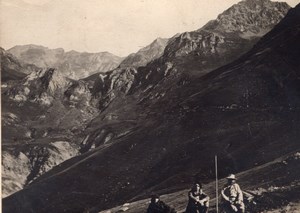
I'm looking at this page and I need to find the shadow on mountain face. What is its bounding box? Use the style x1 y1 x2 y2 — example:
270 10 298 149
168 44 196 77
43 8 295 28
2 3 300 213
1 48 39 82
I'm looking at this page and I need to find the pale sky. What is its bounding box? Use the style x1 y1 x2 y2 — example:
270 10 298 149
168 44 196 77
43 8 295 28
0 0 299 57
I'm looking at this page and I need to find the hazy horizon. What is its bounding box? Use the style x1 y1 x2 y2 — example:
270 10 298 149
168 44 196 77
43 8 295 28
1 0 299 57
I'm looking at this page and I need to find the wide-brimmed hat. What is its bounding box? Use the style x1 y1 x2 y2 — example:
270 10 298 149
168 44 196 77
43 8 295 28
226 174 237 180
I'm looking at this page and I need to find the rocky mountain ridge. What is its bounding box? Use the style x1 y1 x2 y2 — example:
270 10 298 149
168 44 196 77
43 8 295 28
79 0 290 114
8 45 124 79
119 37 169 68
0 48 39 82
2 2 299 213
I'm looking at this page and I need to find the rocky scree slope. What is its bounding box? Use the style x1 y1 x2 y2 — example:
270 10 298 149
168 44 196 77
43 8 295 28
2 2 300 213
8 45 124 79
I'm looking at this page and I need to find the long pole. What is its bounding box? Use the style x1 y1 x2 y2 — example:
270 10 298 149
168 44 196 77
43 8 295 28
215 155 219 213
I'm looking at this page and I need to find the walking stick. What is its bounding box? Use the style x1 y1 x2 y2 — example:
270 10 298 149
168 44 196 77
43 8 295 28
215 155 219 213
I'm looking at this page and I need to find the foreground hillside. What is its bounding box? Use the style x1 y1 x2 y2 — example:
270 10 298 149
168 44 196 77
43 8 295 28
2 2 299 213
99 151 300 213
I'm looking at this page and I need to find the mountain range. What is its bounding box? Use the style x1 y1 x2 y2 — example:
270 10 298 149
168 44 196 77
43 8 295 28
119 37 169 68
2 0 299 212
1 47 39 82
7 45 124 79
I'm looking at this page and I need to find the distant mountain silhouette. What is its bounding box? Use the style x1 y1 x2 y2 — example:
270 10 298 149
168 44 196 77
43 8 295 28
120 37 169 68
1 47 39 82
8 45 124 79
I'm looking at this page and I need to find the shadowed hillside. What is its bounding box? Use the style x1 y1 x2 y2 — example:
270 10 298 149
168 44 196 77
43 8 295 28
2 2 299 213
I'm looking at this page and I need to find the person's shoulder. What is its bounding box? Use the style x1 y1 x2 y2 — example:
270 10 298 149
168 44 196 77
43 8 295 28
222 183 230 189
201 192 209 198
158 200 168 206
188 190 194 195
232 183 241 189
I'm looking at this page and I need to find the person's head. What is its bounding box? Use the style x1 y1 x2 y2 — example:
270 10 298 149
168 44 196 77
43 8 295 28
192 183 202 193
151 194 160 203
226 174 237 184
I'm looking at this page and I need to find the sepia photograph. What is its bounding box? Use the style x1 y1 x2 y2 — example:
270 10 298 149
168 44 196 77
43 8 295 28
1 0 300 212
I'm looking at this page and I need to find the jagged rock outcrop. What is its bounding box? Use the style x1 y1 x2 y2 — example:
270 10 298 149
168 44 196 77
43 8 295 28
64 80 92 107
8 45 124 79
83 0 290 113
120 38 169 68
204 0 290 34
162 0 290 69
4 68 71 105
1 66 98 197
2 141 79 197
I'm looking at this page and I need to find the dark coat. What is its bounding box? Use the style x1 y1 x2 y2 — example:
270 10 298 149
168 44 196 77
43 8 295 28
185 191 209 213
147 200 176 213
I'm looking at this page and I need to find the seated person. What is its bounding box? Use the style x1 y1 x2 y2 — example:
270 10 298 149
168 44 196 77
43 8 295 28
147 194 176 213
185 183 209 213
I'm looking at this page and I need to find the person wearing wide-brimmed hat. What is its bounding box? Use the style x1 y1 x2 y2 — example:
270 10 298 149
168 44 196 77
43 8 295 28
221 174 245 213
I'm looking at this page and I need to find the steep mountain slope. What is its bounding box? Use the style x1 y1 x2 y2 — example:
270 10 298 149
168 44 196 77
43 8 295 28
160 0 290 75
2 141 79 197
0 47 38 82
85 0 290 113
1 67 98 196
3 2 299 213
8 45 124 79
119 38 169 68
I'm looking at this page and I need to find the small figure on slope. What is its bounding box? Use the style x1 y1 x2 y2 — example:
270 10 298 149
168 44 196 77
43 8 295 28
185 183 209 213
221 174 245 213
147 194 176 213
